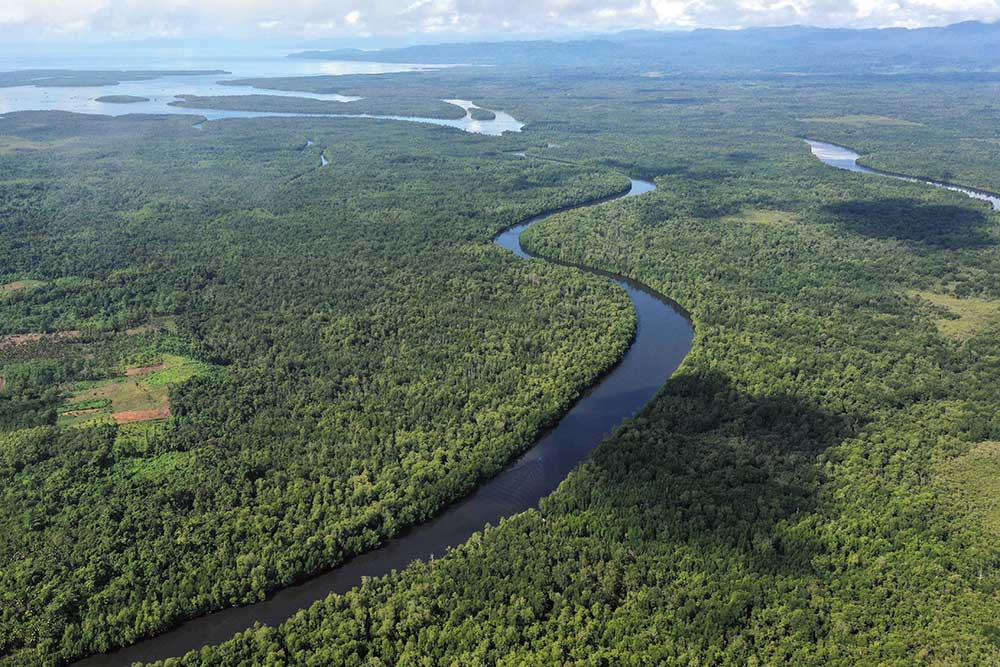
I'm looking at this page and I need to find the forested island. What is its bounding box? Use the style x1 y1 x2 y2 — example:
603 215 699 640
169 93 468 119
95 95 149 103
2 21 1000 667
468 107 496 121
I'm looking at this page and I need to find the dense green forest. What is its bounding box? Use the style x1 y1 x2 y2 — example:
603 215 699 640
118 72 999 665
0 110 633 666
3 62 1000 666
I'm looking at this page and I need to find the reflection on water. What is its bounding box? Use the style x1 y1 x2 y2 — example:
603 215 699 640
315 98 522 136
0 56 522 135
806 139 1000 211
0 74 362 116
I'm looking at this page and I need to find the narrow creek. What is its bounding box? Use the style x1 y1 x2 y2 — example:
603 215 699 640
72 177 694 667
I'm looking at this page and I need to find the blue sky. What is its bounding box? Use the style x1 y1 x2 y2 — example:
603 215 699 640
0 0 997 41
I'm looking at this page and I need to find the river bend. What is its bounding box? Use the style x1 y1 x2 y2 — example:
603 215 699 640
806 139 1000 211
72 177 693 667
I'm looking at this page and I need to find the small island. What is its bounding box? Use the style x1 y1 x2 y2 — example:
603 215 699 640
95 95 150 104
469 107 496 121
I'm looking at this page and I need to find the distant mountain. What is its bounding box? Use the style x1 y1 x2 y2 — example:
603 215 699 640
289 21 1000 77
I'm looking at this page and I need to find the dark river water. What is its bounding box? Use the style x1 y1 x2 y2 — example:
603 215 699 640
64 133 996 666
71 177 693 666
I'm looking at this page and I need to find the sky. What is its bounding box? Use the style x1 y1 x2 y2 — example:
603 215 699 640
0 0 998 41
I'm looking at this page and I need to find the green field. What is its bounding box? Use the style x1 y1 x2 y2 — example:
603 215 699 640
799 114 922 126
56 354 212 426
937 440 1000 539
913 291 1000 340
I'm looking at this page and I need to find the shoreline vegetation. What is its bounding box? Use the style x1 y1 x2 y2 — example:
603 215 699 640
3 44 1000 665
168 93 469 120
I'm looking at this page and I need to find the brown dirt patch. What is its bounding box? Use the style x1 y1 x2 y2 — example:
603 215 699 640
125 364 167 376
0 330 81 350
112 408 171 424
1 279 46 292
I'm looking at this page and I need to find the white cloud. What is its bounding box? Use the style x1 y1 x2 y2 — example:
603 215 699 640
651 0 692 24
0 0 997 39
0 6 27 24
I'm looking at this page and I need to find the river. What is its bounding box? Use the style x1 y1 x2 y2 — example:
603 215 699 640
70 175 693 666
806 139 1000 211
0 64 523 135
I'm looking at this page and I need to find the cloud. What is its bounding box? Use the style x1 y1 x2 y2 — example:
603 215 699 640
0 0 997 39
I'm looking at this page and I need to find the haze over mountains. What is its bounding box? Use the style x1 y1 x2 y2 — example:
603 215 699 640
292 20 1000 76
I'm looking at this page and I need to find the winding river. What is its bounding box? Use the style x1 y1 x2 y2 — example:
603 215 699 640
59 131 999 666
72 178 693 666
806 139 1000 211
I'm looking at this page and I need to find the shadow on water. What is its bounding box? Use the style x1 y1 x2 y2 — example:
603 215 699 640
820 198 995 249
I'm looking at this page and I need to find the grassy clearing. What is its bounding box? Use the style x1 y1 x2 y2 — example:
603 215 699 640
0 279 47 292
0 317 175 353
913 291 1000 341
58 354 211 426
0 276 94 295
143 354 213 386
125 317 178 336
721 209 798 226
799 114 922 126
60 377 167 425
0 331 81 351
58 399 111 413
0 137 77 155
936 441 1000 539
